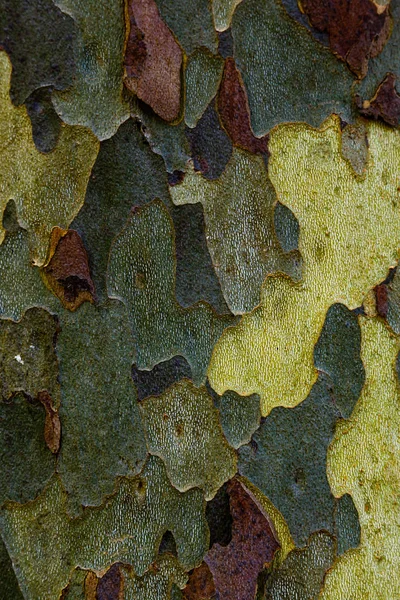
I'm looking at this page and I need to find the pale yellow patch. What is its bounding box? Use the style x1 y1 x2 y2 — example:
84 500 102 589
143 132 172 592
208 116 400 415
320 317 400 599
212 0 243 31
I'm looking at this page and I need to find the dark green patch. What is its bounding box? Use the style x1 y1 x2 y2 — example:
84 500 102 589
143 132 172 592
154 0 217 54
231 0 354 136
314 303 365 418
0 0 76 105
107 201 235 384
212 387 261 449
57 300 147 513
0 394 55 505
335 493 361 555
0 538 24 600
25 88 62 153
238 374 340 546
186 100 233 180
133 356 192 401
274 202 300 253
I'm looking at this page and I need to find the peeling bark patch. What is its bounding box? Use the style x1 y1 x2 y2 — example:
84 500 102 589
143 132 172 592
375 282 389 317
300 0 392 78
124 0 183 122
43 228 95 311
358 73 400 126
182 563 215 600
205 482 233 549
204 479 279 600
37 390 61 454
96 564 123 600
217 58 268 154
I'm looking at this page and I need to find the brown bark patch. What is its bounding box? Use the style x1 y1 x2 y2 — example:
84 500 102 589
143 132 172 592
217 58 268 154
204 478 279 600
37 390 61 454
358 73 400 126
96 563 124 600
183 562 216 600
374 283 388 318
124 0 182 122
85 571 98 600
43 228 95 311
299 0 392 78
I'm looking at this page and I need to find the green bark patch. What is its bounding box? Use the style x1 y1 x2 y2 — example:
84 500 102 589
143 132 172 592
122 554 188 600
140 379 237 499
264 531 336 600
0 225 58 322
184 49 224 129
0 307 60 407
154 0 217 54
0 457 208 600
57 300 147 512
107 200 235 384
171 148 302 314
0 393 55 506
231 0 354 137
52 0 130 140
0 50 99 266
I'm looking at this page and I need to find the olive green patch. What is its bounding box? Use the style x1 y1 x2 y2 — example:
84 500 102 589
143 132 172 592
0 457 208 600
107 200 235 384
140 379 237 499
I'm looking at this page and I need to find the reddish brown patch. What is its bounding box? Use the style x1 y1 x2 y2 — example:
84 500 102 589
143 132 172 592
96 564 124 600
358 73 400 127
375 283 388 318
37 390 60 454
217 58 268 154
204 478 279 600
43 228 95 311
124 20 147 81
124 0 182 122
299 0 392 78
182 562 216 600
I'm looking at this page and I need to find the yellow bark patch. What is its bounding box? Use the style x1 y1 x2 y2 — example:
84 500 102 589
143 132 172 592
208 116 400 415
320 317 400 599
